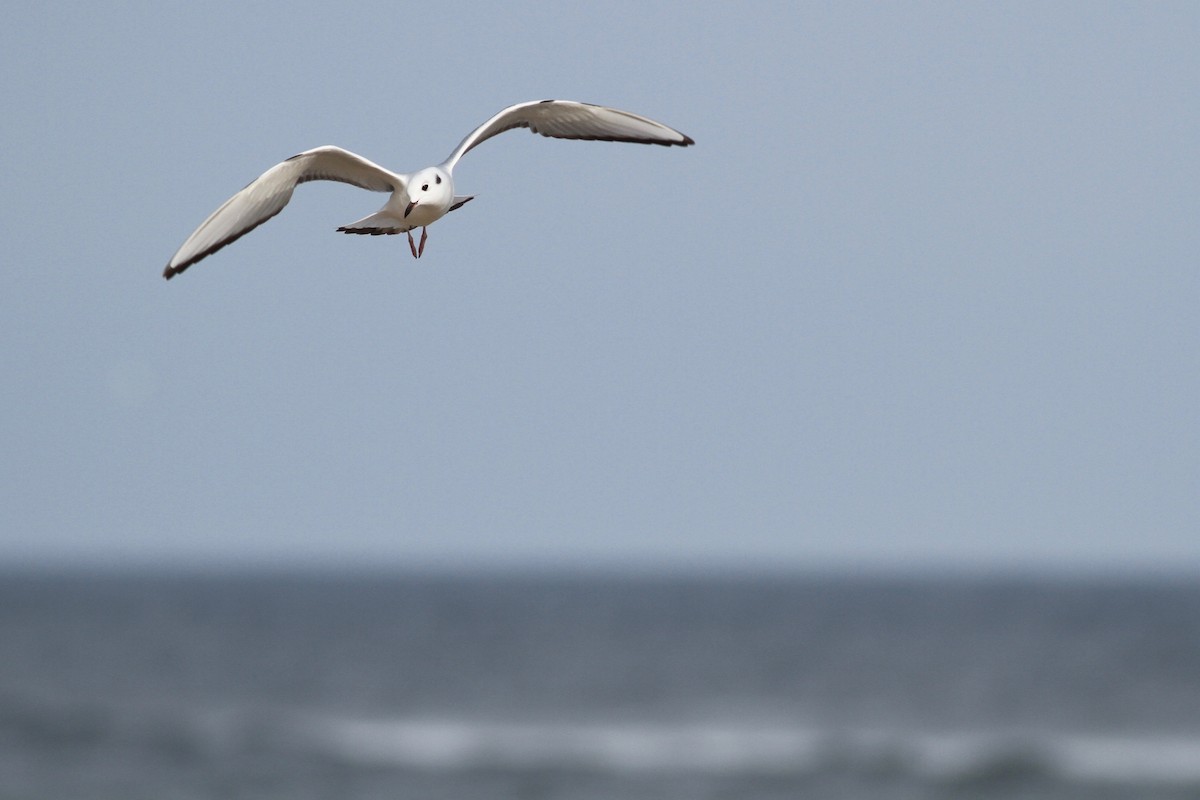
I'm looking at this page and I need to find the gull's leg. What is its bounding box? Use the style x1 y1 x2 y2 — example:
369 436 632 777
407 230 419 258
417 227 428 258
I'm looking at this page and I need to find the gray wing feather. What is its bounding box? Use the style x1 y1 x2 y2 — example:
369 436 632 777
164 146 404 279
440 100 693 172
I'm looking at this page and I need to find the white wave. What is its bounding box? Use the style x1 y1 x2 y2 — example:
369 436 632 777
312 717 824 773
299 714 1200 786
1053 733 1200 784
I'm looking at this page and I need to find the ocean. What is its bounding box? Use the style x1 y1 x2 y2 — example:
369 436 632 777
2 570 1199 799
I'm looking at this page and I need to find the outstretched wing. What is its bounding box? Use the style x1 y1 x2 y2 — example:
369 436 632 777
439 100 694 172
164 146 405 279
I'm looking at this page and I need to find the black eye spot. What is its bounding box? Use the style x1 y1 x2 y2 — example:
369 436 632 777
421 184 429 191
435 175 442 185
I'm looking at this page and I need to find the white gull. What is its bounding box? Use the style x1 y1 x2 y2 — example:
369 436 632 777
163 100 693 279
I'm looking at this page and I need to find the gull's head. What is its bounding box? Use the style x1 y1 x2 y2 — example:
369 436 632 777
405 167 453 219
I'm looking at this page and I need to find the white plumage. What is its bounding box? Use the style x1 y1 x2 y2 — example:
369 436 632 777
164 100 693 279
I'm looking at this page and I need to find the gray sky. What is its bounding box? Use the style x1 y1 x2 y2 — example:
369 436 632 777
1 2 1196 573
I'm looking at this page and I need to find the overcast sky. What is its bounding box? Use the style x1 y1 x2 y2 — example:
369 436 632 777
1 2 1196 573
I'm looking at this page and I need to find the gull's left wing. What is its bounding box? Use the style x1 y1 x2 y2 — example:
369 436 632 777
439 100 693 172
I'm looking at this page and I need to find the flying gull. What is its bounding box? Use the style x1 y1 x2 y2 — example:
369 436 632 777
163 100 693 279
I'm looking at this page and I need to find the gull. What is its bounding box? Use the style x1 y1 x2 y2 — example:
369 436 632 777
163 100 693 279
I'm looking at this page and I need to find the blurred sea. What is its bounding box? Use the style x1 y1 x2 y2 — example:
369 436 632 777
2 570 1200 800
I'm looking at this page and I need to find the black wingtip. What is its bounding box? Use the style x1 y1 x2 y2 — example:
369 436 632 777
163 264 180 280
337 225 404 236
